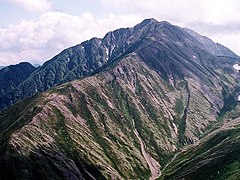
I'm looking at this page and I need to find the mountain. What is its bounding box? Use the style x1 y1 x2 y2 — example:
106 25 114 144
183 28 239 58
0 19 240 179
160 120 240 179
0 66 4 70
0 62 36 94
0 19 239 111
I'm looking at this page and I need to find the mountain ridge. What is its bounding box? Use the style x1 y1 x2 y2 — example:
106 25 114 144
0 62 36 94
0 18 239 111
183 27 239 58
0 18 240 179
0 51 239 179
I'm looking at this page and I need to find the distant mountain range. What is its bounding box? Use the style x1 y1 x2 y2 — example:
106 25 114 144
0 62 36 94
0 18 240 179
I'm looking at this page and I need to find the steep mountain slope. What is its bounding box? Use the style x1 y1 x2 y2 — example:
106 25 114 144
0 19 240 179
0 55 179 179
0 66 4 70
160 117 240 179
0 54 239 179
0 62 36 93
0 19 238 111
183 28 239 58
0 21 138 110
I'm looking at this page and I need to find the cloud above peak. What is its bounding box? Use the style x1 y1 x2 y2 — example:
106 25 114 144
0 12 142 66
8 0 52 12
98 0 240 56
1 0 240 66
100 0 240 25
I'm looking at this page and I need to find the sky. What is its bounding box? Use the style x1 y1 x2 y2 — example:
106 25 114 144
0 0 240 66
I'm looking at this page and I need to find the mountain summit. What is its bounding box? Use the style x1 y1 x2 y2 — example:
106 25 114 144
0 19 238 111
0 19 240 179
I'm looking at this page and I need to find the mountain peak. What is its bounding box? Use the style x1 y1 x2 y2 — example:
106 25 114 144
137 18 159 28
141 18 159 24
1 18 240 180
140 18 173 27
159 20 172 26
134 18 174 32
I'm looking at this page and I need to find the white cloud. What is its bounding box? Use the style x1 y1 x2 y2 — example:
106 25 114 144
0 12 142 66
99 0 240 55
1 0 240 66
8 0 52 12
211 32 240 56
99 0 240 25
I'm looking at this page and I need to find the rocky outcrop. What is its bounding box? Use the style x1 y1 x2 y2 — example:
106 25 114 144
0 19 240 179
0 19 238 111
0 50 239 179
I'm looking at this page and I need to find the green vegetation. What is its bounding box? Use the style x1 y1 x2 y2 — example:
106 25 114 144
53 107 106 179
218 161 240 180
161 128 240 179
174 98 184 119
0 94 42 147
218 85 240 120
1 20 240 179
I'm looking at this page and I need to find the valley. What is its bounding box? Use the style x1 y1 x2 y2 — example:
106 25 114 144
0 19 240 179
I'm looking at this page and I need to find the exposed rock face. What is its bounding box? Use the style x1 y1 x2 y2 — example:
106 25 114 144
0 18 238 111
183 28 239 58
160 118 240 180
0 55 178 179
0 53 239 179
0 19 240 179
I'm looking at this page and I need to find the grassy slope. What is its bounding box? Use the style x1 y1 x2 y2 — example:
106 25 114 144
0 53 239 179
0 55 179 179
160 118 240 179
